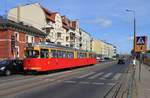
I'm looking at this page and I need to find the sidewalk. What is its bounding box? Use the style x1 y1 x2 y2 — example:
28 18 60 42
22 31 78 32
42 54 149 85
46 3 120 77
135 62 150 98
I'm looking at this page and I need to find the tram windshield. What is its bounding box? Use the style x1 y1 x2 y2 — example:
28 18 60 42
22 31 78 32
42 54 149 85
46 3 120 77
25 50 39 58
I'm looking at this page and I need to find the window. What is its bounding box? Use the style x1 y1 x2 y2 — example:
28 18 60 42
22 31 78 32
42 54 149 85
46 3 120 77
57 50 62 58
51 50 58 58
89 54 93 58
31 37 34 43
62 51 67 58
89 53 96 58
57 32 61 38
14 32 19 41
67 52 74 58
78 52 87 58
26 35 28 43
25 50 39 58
66 36 69 41
40 38 42 42
40 49 49 58
57 42 61 45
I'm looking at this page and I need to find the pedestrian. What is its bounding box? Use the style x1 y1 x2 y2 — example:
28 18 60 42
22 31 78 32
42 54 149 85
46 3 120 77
132 57 136 70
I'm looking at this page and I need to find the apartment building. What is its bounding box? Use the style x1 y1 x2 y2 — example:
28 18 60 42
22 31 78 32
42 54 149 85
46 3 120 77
92 39 116 58
79 28 91 51
7 3 80 49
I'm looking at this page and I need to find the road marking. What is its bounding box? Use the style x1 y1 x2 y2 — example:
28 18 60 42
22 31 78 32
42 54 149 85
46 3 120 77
88 72 104 79
99 77 106 80
103 73 112 78
64 80 76 83
112 73 122 80
107 83 116 86
92 82 104 85
79 82 89 84
99 73 112 80
77 72 95 79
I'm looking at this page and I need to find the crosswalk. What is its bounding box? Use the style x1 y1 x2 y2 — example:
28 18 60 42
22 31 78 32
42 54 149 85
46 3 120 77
61 72 122 86
77 72 122 81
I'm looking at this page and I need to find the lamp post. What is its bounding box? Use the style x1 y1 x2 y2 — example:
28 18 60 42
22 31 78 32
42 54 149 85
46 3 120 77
126 9 136 53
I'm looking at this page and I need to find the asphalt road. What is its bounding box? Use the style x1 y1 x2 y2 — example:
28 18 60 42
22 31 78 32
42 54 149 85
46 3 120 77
0 61 129 98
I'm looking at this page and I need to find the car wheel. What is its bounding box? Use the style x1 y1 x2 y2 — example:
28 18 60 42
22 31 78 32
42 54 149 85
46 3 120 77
5 70 11 76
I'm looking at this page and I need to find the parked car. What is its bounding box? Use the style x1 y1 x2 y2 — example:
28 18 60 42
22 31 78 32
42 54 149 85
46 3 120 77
118 58 125 64
0 59 23 76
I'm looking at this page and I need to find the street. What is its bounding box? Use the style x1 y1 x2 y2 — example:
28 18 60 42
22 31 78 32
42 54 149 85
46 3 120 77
0 61 129 98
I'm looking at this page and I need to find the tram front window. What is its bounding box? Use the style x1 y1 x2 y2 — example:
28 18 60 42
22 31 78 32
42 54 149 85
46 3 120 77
25 50 39 58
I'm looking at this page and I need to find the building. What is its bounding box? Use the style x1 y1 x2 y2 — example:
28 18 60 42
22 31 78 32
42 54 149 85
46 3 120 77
0 17 45 59
92 39 117 58
92 39 104 57
79 28 91 51
7 3 80 49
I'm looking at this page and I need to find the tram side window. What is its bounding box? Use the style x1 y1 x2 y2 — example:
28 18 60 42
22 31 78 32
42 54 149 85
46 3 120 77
40 49 49 58
78 53 86 58
25 50 39 58
93 54 96 58
62 51 67 58
57 50 63 58
67 52 74 58
51 50 58 58
89 53 93 58
78 52 80 58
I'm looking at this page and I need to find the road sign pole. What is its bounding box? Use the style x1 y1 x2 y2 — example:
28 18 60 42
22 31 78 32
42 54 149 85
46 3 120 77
139 53 142 81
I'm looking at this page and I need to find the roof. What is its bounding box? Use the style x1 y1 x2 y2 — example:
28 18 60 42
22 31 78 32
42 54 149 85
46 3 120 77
0 16 46 37
41 7 57 23
79 28 91 36
30 42 95 52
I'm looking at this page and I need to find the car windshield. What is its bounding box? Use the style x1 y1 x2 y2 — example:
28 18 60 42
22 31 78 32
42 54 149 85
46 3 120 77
0 60 9 66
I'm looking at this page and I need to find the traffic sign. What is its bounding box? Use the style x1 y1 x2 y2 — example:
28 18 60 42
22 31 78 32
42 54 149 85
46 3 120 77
135 36 147 52
136 36 145 45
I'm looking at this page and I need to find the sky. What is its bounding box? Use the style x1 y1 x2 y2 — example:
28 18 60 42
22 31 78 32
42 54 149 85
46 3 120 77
0 0 149 54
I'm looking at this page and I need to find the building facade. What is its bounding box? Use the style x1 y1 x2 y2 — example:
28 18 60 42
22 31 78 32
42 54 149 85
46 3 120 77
0 17 45 59
79 28 91 51
8 3 80 49
7 3 117 57
92 39 117 58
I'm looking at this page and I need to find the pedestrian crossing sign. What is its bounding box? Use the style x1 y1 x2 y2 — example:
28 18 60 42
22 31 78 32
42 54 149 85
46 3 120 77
136 36 145 45
135 36 147 52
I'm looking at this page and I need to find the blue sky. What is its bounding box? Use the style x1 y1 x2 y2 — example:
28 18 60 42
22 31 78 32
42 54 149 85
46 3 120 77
0 0 149 54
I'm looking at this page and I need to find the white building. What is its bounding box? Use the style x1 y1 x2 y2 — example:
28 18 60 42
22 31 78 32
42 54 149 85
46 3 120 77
79 28 91 51
7 3 80 49
92 39 117 58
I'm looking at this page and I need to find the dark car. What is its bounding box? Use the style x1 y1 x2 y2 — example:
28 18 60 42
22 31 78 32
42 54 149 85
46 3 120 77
118 58 125 64
0 59 23 76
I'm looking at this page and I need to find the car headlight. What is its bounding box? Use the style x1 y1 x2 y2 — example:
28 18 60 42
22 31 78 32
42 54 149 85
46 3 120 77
0 67 5 71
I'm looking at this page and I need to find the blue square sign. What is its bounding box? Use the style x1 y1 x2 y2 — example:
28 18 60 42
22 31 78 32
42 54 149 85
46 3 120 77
136 36 146 45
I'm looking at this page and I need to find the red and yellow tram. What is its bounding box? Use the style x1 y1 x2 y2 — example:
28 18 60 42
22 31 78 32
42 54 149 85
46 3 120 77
23 42 96 72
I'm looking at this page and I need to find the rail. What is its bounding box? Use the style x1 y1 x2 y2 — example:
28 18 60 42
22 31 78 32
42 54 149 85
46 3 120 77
103 62 135 98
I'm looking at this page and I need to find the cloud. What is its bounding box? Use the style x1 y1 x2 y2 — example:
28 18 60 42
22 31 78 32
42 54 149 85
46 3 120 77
89 17 112 28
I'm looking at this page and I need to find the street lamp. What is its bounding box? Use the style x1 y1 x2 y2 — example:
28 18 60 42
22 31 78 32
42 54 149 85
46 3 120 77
126 9 136 53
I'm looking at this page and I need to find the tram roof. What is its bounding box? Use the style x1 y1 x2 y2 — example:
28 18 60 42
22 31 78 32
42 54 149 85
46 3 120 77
29 42 95 53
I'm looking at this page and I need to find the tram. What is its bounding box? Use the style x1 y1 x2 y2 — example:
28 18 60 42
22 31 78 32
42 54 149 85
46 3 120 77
23 42 96 72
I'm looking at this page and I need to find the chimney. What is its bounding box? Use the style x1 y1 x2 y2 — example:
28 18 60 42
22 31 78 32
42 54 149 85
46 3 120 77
17 5 21 22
